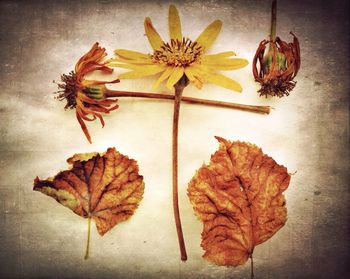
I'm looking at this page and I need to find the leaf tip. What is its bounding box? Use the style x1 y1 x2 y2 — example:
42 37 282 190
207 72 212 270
215 136 229 145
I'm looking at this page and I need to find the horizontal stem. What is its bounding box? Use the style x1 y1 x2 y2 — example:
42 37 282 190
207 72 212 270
104 90 270 114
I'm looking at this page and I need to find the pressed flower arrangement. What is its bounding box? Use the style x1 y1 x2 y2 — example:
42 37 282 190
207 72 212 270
37 1 301 278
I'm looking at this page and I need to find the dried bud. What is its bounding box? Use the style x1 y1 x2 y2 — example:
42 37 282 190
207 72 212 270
253 33 300 98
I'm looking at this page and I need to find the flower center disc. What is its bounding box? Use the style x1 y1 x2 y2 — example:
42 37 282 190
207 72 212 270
152 38 203 67
56 71 78 109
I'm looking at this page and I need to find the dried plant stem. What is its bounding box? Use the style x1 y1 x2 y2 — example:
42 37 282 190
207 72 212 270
250 254 254 279
104 90 270 114
172 76 189 261
270 0 277 41
84 216 91 260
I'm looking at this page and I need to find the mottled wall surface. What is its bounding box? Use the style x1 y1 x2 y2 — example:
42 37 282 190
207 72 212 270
0 0 349 278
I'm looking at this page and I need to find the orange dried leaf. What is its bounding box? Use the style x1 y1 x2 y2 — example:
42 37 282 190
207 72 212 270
34 147 144 236
188 137 290 267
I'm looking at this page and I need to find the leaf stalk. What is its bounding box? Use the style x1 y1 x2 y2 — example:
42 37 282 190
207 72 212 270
250 253 254 279
84 216 92 260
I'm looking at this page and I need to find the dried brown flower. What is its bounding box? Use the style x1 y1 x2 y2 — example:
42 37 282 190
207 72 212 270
252 0 300 98
253 34 300 97
56 43 119 143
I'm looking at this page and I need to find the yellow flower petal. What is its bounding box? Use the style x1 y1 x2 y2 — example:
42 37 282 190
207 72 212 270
153 67 174 90
184 67 204 89
169 5 182 41
190 64 213 77
118 65 165 79
184 65 212 88
109 57 152 65
144 17 164 50
206 73 242 92
166 67 184 89
109 63 141 70
202 51 236 62
114 49 150 60
203 58 249 70
184 67 196 81
195 20 222 50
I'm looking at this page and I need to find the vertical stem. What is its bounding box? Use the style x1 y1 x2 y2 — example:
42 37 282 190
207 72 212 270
172 75 188 261
270 0 277 41
84 216 91 260
250 254 254 279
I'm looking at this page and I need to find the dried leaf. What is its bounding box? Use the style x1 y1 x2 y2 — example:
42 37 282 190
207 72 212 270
188 137 290 266
34 147 144 236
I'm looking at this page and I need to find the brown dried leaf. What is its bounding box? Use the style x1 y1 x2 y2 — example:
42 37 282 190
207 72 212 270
188 137 290 266
34 147 144 236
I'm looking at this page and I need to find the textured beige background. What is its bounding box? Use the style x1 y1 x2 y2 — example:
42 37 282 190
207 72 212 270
0 0 349 278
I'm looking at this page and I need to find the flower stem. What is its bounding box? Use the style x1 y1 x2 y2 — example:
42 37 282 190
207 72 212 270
104 90 270 114
172 76 189 261
84 216 91 260
270 0 277 41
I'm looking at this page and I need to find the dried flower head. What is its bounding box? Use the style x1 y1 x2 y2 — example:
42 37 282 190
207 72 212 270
252 33 300 97
110 5 248 92
252 0 300 98
55 43 119 143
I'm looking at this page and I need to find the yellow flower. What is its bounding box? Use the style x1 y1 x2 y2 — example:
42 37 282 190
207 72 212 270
110 5 248 92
